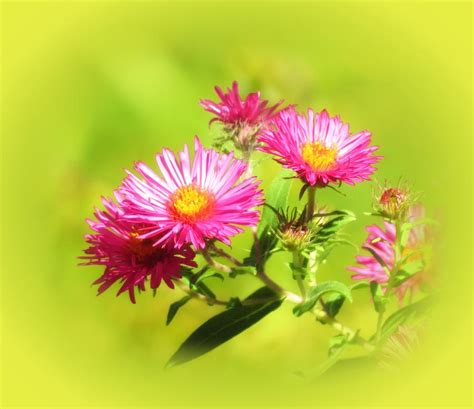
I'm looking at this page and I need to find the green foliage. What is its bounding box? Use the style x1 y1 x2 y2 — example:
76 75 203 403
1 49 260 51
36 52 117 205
166 287 283 367
306 334 351 378
305 210 357 267
293 281 352 317
324 293 346 318
229 265 257 278
166 296 192 326
393 260 424 286
314 210 356 243
180 268 217 301
379 297 430 342
245 170 293 268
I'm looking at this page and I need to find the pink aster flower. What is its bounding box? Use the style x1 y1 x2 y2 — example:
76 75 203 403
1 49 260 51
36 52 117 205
258 106 381 187
200 81 283 151
348 221 397 284
200 81 283 128
348 207 429 302
118 137 263 249
80 196 197 303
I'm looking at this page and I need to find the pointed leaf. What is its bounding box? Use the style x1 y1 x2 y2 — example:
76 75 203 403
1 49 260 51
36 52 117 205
167 287 283 367
166 296 192 326
380 297 431 341
293 281 352 317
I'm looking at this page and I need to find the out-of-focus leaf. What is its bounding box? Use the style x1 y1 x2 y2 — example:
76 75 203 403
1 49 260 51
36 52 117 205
166 295 192 326
393 260 424 286
166 287 283 367
311 336 350 377
293 281 352 317
328 334 349 356
351 281 370 291
379 297 431 342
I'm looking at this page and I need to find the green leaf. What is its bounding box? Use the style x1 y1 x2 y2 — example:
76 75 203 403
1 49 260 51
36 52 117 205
166 296 192 326
392 260 424 286
293 281 353 317
258 169 294 236
166 287 283 367
328 334 349 356
315 210 356 243
351 281 370 291
180 268 216 300
379 297 431 342
245 170 293 268
400 222 413 247
311 336 350 377
324 293 346 318
195 270 225 284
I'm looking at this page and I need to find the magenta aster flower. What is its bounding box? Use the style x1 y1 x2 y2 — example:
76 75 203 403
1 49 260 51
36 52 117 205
258 106 381 186
81 197 197 303
118 137 263 249
347 221 396 284
200 81 283 128
348 209 429 302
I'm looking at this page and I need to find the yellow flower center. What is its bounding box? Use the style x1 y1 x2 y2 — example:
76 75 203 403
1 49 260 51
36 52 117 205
170 185 214 223
301 142 338 171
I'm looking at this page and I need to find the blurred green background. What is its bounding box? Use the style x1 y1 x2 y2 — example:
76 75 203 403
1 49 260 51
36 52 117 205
1 1 471 408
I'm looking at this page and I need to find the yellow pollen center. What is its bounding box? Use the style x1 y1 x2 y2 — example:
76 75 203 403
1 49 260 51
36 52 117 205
170 185 214 222
301 142 338 171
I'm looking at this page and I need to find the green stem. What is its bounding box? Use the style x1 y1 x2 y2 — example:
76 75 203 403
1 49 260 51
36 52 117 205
174 280 228 306
292 251 306 298
209 242 243 266
306 186 318 286
313 309 375 352
201 247 232 274
375 309 385 344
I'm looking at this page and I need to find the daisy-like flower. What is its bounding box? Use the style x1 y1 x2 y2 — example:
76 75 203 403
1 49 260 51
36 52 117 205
200 81 283 151
118 137 263 249
258 106 381 187
80 196 197 303
200 81 282 128
347 206 429 302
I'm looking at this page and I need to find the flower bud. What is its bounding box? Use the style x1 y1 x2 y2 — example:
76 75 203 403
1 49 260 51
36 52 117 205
375 184 413 220
279 226 312 252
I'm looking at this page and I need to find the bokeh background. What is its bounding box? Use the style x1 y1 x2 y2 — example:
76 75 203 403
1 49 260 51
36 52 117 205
1 1 472 408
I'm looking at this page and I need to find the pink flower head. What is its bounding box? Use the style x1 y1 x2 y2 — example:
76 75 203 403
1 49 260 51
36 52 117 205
200 81 283 128
348 207 429 302
118 137 263 249
258 106 382 187
80 196 197 303
348 221 396 284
